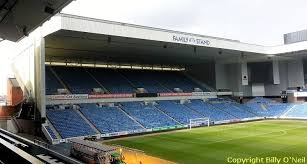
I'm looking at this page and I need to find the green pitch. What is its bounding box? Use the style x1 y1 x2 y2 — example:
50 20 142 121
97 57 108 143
107 120 307 164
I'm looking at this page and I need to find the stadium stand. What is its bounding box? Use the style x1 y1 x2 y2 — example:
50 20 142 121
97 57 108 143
79 103 143 133
120 102 179 128
45 126 57 139
45 98 298 139
87 68 135 93
46 106 96 138
45 66 304 140
47 66 212 94
151 71 209 92
232 103 260 117
45 67 63 95
246 97 293 117
283 103 307 118
120 69 170 93
156 101 203 124
266 103 293 116
52 66 100 94
186 100 237 121
211 102 256 119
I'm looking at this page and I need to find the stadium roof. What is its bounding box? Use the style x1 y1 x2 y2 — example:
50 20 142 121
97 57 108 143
41 14 307 65
0 0 72 42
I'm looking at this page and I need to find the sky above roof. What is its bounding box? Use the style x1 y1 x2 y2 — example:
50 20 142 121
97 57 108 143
62 0 307 46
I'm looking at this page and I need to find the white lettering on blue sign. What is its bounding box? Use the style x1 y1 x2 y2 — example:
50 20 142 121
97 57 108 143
173 35 210 46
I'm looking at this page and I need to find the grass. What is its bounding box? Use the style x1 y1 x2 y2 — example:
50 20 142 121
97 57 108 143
107 120 307 164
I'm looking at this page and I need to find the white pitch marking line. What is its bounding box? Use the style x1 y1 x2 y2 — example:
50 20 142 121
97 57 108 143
205 126 303 145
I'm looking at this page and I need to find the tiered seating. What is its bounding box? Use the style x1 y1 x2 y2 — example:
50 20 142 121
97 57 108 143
153 71 209 92
186 100 236 121
285 103 307 118
247 97 274 103
45 126 57 139
212 102 256 119
233 104 259 117
121 102 178 128
46 107 95 138
52 66 100 94
88 68 135 93
48 66 212 94
246 97 292 117
45 67 63 95
45 97 300 140
266 103 294 117
246 97 272 116
245 103 265 115
156 101 203 124
80 104 143 133
120 70 170 93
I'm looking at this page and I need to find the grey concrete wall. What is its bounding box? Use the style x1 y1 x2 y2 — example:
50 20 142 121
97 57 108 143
214 61 296 97
215 63 241 92
34 38 46 118
226 63 241 92
186 62 216 89
264 61 289 96
287 59 304 87
215 63 228 90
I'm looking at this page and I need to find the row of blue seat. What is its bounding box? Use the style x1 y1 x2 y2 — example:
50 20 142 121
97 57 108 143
46 66 210 94
121 102 178 128
45 67 63 95
142 70 208 92
46 107 96 138
53 66 100 94
246 98 293 117
80 103 143 133
45 125 57 139
46 98 296 139
87 68 135 93
212 102 256 118
185 100 236 121
120 70 170 93
283 103 307 117
156 101 203 124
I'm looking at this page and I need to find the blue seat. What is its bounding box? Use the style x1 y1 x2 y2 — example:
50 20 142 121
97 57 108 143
46 108 96 139
211 102 256 119
121 102 178 128
45 67 63 95
80 104 143 133
120 70 170 93
186 100 236 121
45 126 57 139
87 68 136 93
156 101 203 124
52 66 100 94
285 103 307 117
152 71 210 92
246 97 293 117
47 66 212 94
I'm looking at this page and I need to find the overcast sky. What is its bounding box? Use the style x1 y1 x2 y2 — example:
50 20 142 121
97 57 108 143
1 0 307 95
62 0 307 45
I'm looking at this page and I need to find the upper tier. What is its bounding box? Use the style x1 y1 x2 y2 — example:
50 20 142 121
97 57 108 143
45 66 210 95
